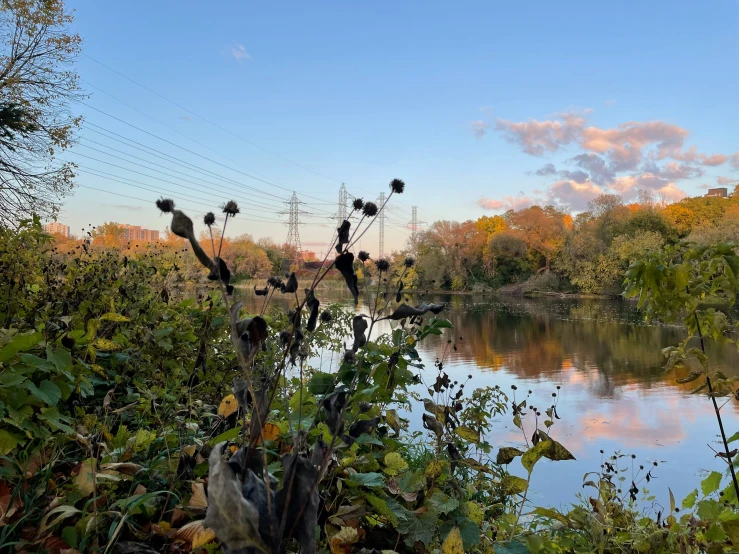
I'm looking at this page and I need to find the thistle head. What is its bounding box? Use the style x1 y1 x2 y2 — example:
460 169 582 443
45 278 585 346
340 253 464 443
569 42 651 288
404 256 415 268
358 251 370 263
362 202 378 217
156 198 175 213
375 258 390 272
204 212 216 226
222 201 240 216
390 179 405 194
352 198 364 210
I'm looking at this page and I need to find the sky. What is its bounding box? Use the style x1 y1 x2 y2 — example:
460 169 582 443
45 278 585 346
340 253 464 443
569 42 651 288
58 0 739 254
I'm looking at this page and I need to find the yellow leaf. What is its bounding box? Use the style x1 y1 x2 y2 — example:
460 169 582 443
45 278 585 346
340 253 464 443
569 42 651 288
261 422 281 442
218 394 238 417
74 459 95 496
174 520 216 548
89 364 106 376
329 526 359 554
189 482 208 509
93 338 120 351
454 425 480 443
383 452 408 476
99 312 130 322
442 527 464 554
424 460 445 478
182 445 197 457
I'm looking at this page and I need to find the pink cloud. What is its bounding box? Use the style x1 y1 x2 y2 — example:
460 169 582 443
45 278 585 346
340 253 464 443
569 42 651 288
549 179 603 210
655 183 687 202
718 176 739 186
731 151 739 170
495 111 586 155
699 184 710 189
477 195 535 211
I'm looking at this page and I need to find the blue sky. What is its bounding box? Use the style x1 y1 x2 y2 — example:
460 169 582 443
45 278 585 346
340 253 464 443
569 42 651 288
59 0 739 253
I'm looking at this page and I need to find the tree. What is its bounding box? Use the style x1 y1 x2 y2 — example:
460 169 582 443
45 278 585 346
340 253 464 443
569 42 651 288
0 0 82 227
507 206 568 272
91 222 125 249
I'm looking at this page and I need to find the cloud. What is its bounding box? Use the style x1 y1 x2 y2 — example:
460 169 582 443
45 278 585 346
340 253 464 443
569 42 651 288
231 44 251 62
718 176 739 186
106 204 143 212
731 151 739 170
478 195 536 211
491 108 736 209
534 163 557 176
181 116 192 122
471 120 490 139
698 183 710 189
480 106 494 116
495 111 586 155
604 99 616 107
549 179 602 210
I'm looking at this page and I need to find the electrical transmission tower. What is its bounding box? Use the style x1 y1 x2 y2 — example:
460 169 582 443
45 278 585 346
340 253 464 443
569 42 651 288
337 183 348 225
409 206 426 253
378 192 386 258
283 192 302 254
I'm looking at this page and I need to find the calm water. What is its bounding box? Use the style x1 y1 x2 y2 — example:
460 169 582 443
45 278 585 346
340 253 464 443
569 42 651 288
237 286 739 509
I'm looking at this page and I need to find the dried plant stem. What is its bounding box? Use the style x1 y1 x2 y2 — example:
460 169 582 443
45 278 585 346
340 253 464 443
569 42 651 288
692 310 739 500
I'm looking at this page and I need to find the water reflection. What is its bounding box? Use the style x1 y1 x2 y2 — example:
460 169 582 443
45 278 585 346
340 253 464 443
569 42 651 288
236 287 739 507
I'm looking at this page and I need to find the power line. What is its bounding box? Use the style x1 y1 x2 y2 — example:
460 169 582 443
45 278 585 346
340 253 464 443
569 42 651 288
75 140 285 211
82 53 345 187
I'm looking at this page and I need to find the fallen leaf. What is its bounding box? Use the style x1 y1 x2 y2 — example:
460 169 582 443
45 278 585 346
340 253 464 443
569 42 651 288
73 460 95 496
189 482 208 509
100 462 142 476
174 520 216 548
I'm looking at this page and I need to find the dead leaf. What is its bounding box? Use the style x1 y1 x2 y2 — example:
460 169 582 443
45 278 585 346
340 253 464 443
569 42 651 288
203 443 268 552
73 460 95 497
189 482 208 509
100 462 142 476
170 507 187 528
133 484 147 496
329 526 359 554
174 520 216 548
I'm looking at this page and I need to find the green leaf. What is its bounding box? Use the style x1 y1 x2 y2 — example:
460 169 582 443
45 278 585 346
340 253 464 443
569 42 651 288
0 371 27 387
38 407 74 433
544 440 576 462
346 472 385 488
307 372 335 395
532 507 571 526
697 499 722 521
705 522 727 543
26 380 61 405
682 489 698 509
365 493 398 526
458 518 481 549
427 491 459 515
0 429 19 455
46 346 73 373
209 426 240 446
454 425 480 443
727 431 739 444
355 433 383 446
669 488 676 514
493 541 531 554
0 331 42 363
522 440 553 473
497 447 525 465
701 471 723 496
431 318 453 329
501 475 528 495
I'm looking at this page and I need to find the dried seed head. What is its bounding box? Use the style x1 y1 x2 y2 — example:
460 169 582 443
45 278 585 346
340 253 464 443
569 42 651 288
222 200 240 216
358 251 371 262
362 202 378 217
320 310 333 323
156 198 175 213
404 256 415 268
204 212 216 226
353 198 364 210
390 178 405 194
375 258 390 271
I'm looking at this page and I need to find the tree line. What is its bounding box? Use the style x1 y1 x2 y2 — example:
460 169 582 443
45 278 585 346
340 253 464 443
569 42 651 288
406 188 739 295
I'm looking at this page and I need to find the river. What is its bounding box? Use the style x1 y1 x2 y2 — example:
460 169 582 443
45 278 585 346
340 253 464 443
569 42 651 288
236 286 739 510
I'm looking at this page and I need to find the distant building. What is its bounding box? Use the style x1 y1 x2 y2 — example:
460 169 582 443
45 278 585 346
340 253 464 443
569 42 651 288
43 222 70 237
118 224 160 243
706 187 728 198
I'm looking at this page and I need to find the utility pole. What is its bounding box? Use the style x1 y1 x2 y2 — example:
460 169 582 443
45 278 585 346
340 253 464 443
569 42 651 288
378 192 386 258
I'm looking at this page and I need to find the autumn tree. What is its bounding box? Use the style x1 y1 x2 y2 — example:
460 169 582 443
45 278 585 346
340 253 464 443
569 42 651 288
506 205 568 272
91 222 125 249
0 0 82 227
